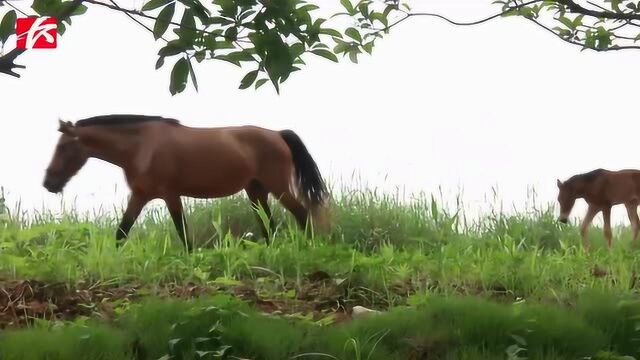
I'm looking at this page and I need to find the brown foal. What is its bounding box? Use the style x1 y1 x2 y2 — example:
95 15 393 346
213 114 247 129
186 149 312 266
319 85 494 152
43 115 329 251
556 168 640 249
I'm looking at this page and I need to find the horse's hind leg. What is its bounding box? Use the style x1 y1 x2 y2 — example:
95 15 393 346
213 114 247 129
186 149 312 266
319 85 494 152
164 195 191 252
626 202 640 244
245 180 274 243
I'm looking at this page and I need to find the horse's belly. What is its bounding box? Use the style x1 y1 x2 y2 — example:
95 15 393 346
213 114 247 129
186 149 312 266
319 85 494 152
174 165 253 198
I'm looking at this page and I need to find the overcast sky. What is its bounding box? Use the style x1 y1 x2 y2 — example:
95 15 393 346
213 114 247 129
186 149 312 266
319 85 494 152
0 0 639 224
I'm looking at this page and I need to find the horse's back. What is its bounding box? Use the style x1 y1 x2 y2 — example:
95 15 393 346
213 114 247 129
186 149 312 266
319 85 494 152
139 123 293 197
596 169 640 204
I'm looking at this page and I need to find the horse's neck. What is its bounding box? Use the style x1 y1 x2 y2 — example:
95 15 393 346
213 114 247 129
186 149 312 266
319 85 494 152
77 126 140 168
570 178 589 198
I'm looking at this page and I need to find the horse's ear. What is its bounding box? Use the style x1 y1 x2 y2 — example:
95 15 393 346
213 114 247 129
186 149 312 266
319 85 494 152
58 119 77 137
556 179 563 188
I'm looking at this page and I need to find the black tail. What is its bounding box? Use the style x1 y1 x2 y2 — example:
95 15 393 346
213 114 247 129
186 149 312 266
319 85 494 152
279 130 328 209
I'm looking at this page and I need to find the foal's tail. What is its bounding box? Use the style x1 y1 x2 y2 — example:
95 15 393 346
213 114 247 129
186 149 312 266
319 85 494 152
279 130 328 211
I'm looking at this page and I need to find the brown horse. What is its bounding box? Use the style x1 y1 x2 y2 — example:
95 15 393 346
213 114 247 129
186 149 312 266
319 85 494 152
43 115 329 250
556 168 640 249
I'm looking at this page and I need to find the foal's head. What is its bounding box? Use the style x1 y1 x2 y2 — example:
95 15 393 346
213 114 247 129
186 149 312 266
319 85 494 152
556 179 575 223
43 120 89 193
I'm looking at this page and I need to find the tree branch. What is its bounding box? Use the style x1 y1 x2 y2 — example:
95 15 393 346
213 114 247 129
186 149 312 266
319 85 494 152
108 0 167 42
370 0 544 36
0 48 26 78
82 0 242 41
556 0 640 21
4 1 29 17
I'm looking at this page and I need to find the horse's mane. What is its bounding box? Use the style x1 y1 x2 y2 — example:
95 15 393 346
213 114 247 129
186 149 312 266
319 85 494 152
568 168 605 184
75 114 180 127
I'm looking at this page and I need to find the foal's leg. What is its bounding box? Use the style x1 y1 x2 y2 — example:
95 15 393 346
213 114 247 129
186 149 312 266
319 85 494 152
116 192 149 245
245 180 274 243
580 205 599 250
603 206 613 249
164 196 190 252
278 192 309 232
625 203 640 244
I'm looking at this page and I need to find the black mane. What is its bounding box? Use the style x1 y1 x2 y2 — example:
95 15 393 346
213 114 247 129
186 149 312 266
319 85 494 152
75 114 180 127
569 168 605 184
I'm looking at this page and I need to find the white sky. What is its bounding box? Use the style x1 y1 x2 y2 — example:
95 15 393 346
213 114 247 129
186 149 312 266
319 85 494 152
1 0 639 225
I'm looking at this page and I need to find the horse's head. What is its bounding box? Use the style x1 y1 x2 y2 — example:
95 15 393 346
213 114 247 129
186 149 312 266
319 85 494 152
43 120 89 193
556 178 575 223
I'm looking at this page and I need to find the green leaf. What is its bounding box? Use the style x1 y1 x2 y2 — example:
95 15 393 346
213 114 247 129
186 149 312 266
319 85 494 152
383 3 397 16
194 50 206 62
255 78 268 89
226 50 255 62
333 39 351 54
595 26 611 49
155 56 165 69
239 70 259 89
169 57 189 95
290 42 305 58
345 27 362 43
214 55 241 67
187 57 198 92
340 0 354 13
0 10 16 44
204 16 234 26
584 31 596 48
153 2 175 40
224 26 238 41
319 28 342 38
298 4 320 13
178 0 210 22
358 2 370 18
311 49 338 62
158 40 187 56
348 49 359 63
60 1 88 19
142 0 173 11
180 9 196 33
370 12 388 27
558 16 574 30
573 14 584 28
362 41 374 55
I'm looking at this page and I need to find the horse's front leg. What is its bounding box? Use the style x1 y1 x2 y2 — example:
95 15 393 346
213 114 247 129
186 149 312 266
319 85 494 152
116 192 149 246
164 195 191 252
603 206 613 249
580 205 599 251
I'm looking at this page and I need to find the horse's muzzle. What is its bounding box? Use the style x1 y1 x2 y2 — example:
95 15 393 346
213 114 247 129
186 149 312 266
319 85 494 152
558 217 568 224
43 177 64 194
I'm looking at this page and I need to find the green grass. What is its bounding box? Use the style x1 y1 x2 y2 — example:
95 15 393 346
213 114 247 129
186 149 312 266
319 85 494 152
2 293 640 359
2 186 640 359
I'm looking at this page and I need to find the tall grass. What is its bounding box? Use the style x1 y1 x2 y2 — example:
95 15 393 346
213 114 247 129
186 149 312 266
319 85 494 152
1 186 638 304
3 186 640 359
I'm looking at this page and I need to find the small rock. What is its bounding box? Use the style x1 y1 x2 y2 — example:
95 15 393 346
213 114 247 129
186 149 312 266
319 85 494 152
351 306 381 319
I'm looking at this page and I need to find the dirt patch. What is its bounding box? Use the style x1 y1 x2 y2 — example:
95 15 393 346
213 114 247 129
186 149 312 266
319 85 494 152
0 270 381 329
0 279 138 328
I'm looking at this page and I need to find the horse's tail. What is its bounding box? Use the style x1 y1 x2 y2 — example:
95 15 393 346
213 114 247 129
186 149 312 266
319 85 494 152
279 130 328 211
